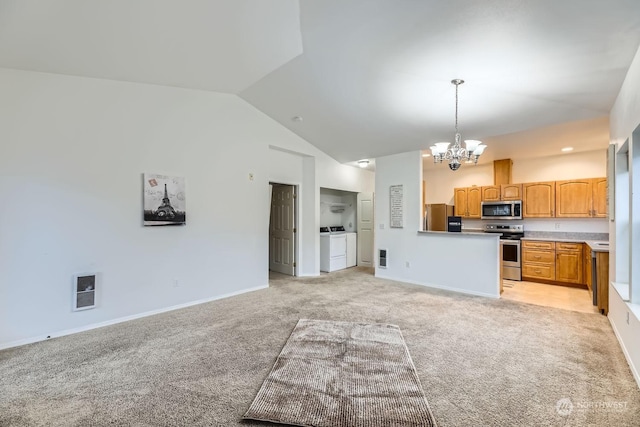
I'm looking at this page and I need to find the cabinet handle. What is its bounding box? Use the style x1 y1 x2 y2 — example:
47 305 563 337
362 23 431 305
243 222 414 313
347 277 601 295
534 255 541 259
535 269 542 273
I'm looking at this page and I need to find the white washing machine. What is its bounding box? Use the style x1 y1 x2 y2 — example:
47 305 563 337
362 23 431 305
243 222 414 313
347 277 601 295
320 227 347 272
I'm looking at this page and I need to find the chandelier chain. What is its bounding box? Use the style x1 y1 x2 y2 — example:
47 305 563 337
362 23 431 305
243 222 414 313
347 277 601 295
454 83 459 134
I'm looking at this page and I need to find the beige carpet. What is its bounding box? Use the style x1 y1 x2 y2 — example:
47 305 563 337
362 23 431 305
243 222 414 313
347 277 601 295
244 319 436 426
1 267 639 426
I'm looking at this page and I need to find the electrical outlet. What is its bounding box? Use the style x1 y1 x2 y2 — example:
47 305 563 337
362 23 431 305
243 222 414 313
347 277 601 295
379 223 385 229
405 261 411 268
249 173 254 181
173 279 180 288
555 223 561 230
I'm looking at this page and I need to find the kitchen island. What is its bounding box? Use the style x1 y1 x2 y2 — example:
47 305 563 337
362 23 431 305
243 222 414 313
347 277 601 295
376 230 501 298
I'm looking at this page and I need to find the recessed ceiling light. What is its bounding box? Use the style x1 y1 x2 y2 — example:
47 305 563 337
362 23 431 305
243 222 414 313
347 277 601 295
292 116 303 122
561 147 573 152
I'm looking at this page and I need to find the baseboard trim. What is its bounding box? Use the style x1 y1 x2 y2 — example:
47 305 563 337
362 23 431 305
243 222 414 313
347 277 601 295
0 284 269 351
375 274 500 299
608 315 640 389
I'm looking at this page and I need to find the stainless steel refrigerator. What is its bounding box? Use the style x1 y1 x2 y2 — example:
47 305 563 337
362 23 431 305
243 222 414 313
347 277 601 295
425 204 454 231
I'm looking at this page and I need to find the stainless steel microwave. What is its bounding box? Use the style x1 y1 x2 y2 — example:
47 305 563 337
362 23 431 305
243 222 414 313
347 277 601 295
481 200 522 220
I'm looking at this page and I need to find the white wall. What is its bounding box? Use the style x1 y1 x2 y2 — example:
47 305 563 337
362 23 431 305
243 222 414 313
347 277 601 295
608 41 640 387
319 188 357 231
423 150 606 205
375 151 500 298
0 68 373 347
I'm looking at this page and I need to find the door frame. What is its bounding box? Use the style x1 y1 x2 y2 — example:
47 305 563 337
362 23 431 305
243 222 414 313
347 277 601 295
269 181 299 277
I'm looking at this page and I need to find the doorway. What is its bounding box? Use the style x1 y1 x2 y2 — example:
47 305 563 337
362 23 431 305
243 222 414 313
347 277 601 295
269 183 297 276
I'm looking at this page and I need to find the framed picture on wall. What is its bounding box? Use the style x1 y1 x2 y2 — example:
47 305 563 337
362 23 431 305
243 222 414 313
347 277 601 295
143 173 186 226
72 273 98 311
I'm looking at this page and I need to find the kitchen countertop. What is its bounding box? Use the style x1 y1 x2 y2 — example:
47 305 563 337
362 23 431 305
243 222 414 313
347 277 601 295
585 240 610 252
418 230 498 237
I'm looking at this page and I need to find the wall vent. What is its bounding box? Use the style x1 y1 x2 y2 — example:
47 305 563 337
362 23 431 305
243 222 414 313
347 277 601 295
379 249 387 268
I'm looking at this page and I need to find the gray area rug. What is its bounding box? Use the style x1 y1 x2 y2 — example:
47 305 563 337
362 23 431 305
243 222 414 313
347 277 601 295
244 319 436 427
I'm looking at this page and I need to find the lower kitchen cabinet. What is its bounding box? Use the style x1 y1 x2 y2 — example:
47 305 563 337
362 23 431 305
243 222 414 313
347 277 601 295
521 240 584 286
596 251 610 315
584 243 593 292
555 242 583 284
522 241 555 281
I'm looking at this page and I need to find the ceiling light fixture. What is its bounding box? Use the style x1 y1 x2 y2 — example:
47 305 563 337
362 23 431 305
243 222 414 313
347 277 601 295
357 159 370 168
561 147 574 152
430 79 486 171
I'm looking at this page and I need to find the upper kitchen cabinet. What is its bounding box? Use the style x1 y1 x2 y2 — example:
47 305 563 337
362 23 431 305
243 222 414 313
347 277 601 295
592 177 607 218
454 186 481 218
481 183 522 201
555 178 607 218
481 186 501 201
556 179 592 217
500 183 522 201
523 181 555 217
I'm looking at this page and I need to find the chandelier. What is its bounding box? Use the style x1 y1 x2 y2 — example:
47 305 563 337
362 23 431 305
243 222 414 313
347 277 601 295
430 79 486 171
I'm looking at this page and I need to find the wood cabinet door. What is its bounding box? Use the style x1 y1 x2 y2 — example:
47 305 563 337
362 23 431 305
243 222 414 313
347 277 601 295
556 180 592 217
584 244 593 292
592 177 607 218
596 252 609 314
501 184 522 201
523 182 555 217
467 187 482 218
481 186 501 201
556 251 583 284
454 188 468 217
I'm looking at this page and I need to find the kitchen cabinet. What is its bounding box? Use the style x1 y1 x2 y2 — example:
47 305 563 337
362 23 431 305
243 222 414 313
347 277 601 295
584 243 593 292
556 179 593 217
596 251 609 314
522 240 584 286
493 159 513 185
592 177 607 218
481 184 522 202
522 182 555 217
555 242 583 284
500 184 522 201
453 186 481 218
522 241 555 281
555 178 607 218
481 186 501 201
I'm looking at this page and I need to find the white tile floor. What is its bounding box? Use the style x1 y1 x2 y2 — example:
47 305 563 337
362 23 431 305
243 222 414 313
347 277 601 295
501 279 600 314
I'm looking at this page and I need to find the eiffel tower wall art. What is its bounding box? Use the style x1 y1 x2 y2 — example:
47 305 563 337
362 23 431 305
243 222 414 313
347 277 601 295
143 173 186 226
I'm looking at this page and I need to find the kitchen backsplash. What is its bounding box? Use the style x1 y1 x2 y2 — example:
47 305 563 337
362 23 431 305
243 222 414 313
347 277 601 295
463 217 608 234
524 231 609 241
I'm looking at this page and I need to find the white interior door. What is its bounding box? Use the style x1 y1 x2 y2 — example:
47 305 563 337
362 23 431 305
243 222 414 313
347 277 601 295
357 192 374 267
269 184 296 275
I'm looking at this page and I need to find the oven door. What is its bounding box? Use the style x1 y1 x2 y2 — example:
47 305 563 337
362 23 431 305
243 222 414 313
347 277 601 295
500 240 521 268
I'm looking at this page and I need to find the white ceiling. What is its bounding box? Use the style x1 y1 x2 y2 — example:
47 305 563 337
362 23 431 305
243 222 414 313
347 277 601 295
1 1 639 166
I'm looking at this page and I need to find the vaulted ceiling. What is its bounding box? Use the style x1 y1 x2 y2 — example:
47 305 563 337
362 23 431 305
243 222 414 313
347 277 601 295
1 0 639 167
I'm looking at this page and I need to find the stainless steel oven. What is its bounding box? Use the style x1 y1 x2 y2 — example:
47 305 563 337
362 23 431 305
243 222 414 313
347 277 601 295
485 224 524 281
500 240 521 280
